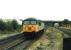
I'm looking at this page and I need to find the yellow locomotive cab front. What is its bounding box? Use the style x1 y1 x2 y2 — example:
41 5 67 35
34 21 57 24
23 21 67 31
22 25 38 32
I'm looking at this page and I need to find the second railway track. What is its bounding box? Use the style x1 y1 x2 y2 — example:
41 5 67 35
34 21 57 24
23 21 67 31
56 27 71 38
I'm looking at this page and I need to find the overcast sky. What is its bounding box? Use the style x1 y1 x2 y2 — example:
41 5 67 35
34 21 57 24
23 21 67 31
0 0 71 21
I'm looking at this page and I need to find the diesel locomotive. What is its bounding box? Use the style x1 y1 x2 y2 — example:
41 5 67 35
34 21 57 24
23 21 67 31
22 18 45 38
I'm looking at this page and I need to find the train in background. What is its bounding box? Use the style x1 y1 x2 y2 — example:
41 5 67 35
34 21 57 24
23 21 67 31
21 18 45 39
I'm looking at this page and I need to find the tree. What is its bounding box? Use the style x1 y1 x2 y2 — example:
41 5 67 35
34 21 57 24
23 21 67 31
0 19 21 32
63 19 69 27
5 20 13 31
11 19 19 30
63 19 69 24
0 19 6 30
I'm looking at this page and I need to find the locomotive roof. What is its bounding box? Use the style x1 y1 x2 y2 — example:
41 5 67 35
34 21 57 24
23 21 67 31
24 18 37 21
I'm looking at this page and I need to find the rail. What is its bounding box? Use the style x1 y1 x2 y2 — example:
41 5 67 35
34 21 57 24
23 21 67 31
0 32 25 50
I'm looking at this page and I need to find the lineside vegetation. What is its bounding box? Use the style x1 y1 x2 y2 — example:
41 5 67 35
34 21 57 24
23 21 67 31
0 19 21 34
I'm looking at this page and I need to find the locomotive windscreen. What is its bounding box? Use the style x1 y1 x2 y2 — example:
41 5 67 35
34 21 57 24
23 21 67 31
23 21 37 25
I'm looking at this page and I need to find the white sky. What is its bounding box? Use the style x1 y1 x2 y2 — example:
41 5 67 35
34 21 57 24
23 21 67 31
0 0 71 22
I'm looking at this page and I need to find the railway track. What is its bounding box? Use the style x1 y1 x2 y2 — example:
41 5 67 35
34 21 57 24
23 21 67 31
0 32 42 50
56 27 71 38
7 39 33 50
0 32 24 45
0 32 27 50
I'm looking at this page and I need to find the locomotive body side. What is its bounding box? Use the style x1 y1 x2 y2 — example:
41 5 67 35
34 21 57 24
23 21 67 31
38 22 45 31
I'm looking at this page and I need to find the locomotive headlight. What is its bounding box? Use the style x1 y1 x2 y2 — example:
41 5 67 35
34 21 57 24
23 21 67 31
32 25 38 32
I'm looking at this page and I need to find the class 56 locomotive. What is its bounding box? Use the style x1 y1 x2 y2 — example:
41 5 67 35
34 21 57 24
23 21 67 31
21 18 45 33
